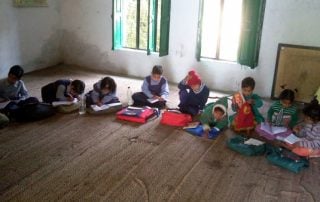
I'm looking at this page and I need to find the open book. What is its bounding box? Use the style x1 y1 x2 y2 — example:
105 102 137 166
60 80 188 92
52 98 78 107
282 134 301 145
91 102 122 111
0 100 11 109
260 122 288 135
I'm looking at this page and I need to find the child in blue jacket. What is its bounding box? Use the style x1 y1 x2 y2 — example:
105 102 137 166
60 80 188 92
178 70 209 116
132 65 169 109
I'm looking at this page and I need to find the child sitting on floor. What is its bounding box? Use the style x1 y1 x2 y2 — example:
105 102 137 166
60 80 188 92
199 97 229 138
86 76 120 106
267 89 298 128
291 99 320 157
178 70 209 116
41 79 85 104
132 65 169 109
230 77 264 130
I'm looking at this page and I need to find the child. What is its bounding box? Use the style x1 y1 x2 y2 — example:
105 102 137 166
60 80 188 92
0 65 51 121
0 65 28 101
291 99 320 157
230 77 264 127
132 65 169 109
267 89 298 128
86 76 120 106
178 70 209 116
41 79 85 104
199 97 228 138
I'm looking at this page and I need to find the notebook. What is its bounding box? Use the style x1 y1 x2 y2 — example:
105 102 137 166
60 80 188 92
91 102 122 111
52 98 78 107
283 134 301 145
260 122 287 135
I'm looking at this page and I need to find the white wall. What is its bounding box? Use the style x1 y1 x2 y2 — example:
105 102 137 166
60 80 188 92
59 0 320 97
0 0 62 79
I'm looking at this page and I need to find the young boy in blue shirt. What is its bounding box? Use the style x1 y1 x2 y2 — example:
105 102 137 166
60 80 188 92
132 65 169 109
41 79 85 104
178 70 209 116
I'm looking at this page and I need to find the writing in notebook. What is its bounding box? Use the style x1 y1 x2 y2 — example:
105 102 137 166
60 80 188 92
260 122 287 135
91 102 122 111
52 98 78 107
147 98 159 103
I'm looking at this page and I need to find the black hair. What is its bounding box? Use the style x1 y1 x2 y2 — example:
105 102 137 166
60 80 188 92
241 77 255 89
152 65 163 75
100 76 117 93
303 99 320 122
9 65 24 79
279 89 295 102
71 80 85 95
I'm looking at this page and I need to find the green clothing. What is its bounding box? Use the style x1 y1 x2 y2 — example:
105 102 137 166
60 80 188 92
267 100 298 128
200 97 228 130
231 93 264 124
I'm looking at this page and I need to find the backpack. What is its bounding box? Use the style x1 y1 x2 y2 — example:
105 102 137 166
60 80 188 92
160 110 192 127
116 106 159 123
232 102 256 131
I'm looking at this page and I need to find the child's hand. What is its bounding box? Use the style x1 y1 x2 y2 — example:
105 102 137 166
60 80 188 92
97 101 103 106
293 125 301 134
66 94 74 101
246 99 255 105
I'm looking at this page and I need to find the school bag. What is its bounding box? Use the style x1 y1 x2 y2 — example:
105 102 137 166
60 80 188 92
265 145 309 173
160 109 192 127
232 102 256 132
227 135 266 156
5 97 55 122
116 106 159 123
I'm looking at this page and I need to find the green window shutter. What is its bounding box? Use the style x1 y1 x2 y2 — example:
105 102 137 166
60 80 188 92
196 0 204 61
159 0 171 57
237 0 266 69
112 0 123 50
147 0 157 55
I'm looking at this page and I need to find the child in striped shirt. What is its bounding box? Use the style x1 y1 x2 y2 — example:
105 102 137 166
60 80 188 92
291 99 320 157
267 89 298 128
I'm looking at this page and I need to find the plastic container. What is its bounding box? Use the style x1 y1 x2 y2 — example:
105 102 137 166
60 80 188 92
127 86 133 106
79 94 86 115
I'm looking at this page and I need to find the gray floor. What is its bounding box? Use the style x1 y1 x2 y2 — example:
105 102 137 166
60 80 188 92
0 65 319 201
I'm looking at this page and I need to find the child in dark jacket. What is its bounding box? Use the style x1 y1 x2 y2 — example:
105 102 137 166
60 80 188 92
132 65 169 109
86 76 120 106
41 79 85 104
178 70 209 116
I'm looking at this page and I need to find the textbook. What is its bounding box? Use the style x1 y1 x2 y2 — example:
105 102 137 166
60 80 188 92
52 98 78 107
91 102 122 111
283 134 301 145
260 122 287 135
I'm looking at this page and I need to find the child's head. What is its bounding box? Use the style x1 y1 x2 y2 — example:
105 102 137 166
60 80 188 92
187 70 201 91
70 80 85 97
212 106 226 121
151 65 163 81
100 77 116 94
279 89 295 108
302 99 320 123
241 77 255 97
8 65 24 84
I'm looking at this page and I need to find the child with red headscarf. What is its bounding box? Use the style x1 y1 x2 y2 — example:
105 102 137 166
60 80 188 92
178 70 209 116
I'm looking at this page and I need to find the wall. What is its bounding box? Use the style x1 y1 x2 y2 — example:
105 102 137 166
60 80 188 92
60 0 320 97
0 0 62 79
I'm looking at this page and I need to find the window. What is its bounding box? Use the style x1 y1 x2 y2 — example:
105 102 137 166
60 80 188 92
112 0 171 56
196 0 265 68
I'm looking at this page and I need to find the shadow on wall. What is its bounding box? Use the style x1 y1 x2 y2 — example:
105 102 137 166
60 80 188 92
60 30 129 76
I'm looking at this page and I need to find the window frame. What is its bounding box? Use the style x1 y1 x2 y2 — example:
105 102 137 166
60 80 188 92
112 0 171 56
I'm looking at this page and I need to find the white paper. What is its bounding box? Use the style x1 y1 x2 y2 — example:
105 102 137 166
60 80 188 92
0 100 10 109
244 138 265 146
91 102 122 111
147 98 159 103
260 122 287 135
283 134 301 144
52 98 78 107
